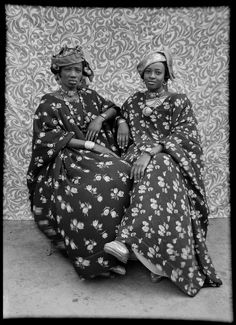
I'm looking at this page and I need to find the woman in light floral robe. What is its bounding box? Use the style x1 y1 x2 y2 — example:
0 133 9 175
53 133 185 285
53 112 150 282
27 45 132 279
104 49 222 297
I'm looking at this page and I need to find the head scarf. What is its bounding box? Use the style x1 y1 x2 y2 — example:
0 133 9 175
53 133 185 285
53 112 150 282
137 48 175 81
51 45 94 82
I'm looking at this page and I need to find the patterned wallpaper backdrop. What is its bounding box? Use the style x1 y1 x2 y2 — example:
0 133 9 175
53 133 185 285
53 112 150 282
4 5 230 220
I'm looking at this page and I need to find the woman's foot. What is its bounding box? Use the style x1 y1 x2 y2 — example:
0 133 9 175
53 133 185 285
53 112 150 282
104 240 129 264
110 265 126 275
150 272 165 283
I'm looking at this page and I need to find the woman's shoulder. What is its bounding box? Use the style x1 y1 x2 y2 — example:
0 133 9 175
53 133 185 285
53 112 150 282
35 92 61 113
37 93 52 105
134 90 144 97
167 92 191 103
79 87 107 104
40 92 58 100
79 87 97 96
38 92 60 105
122 90 147 107
126 90 143 101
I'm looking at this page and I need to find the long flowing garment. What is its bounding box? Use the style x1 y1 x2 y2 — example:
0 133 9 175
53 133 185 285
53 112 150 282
116 91 222 297
27 88 132 279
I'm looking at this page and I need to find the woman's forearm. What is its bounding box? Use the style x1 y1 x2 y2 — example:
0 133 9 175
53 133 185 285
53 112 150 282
67 138 116 156
67 138 102 151
99 107 118 123
67 138 85 149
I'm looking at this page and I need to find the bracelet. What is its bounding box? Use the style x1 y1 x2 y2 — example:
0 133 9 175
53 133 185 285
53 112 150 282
117 118 126 125
144 143 163 157
144 147 155 157
84 141 95 150
100 113 107 120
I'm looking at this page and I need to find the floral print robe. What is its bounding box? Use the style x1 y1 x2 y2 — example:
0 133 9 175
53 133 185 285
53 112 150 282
27 88 132 279
116 91 222 297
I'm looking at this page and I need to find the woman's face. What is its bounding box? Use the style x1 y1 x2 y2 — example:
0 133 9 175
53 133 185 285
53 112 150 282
143 62 165 92
60 62 83 90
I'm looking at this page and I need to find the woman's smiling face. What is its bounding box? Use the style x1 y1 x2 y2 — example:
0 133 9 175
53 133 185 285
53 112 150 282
143 62 165 92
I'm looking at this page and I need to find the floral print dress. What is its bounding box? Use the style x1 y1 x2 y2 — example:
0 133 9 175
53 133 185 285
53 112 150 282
116 91 222 297
27 88 132 279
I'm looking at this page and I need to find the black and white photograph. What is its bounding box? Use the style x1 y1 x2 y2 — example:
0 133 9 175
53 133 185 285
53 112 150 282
2 1 233 321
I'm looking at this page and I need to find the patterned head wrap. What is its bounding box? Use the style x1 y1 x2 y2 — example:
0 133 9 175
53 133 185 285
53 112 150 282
51 45 94 82
137 48 175 81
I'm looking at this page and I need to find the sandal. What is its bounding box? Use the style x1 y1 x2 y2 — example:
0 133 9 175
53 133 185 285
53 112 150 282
150 272 165 283
110 265 126 275
104 240 129 264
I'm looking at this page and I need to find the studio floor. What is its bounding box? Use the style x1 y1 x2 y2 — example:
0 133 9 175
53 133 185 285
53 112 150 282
3 218 233 321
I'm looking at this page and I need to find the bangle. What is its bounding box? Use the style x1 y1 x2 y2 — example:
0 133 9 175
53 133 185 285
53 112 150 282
144 147 155 157
84 141 95 150
100 113 107 120
144 144 162 157
117 118 126 125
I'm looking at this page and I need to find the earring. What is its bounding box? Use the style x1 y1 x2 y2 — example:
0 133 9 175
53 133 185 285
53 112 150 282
55 75 61 85
77 77 87 89
163 80 168 91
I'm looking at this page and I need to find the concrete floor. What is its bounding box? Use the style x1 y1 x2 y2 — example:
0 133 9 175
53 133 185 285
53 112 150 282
3 218 233 321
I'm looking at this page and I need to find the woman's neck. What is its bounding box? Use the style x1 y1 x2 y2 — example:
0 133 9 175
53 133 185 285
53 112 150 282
146 88 166 99
60 87 78 97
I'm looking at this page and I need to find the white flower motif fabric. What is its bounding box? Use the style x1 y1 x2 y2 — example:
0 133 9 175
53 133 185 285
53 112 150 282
27 88 132 279
116 92 222 297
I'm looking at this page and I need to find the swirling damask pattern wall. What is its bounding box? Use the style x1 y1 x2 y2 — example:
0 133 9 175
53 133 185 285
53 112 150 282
4 5 230 220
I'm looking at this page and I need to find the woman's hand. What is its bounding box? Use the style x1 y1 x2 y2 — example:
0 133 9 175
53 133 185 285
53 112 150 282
130 153 151 182
117 121 130 150
86 116 104 141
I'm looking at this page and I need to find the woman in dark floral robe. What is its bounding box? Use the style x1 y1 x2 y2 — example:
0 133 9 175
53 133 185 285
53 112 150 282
104 49 222 297
27 45 132 279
